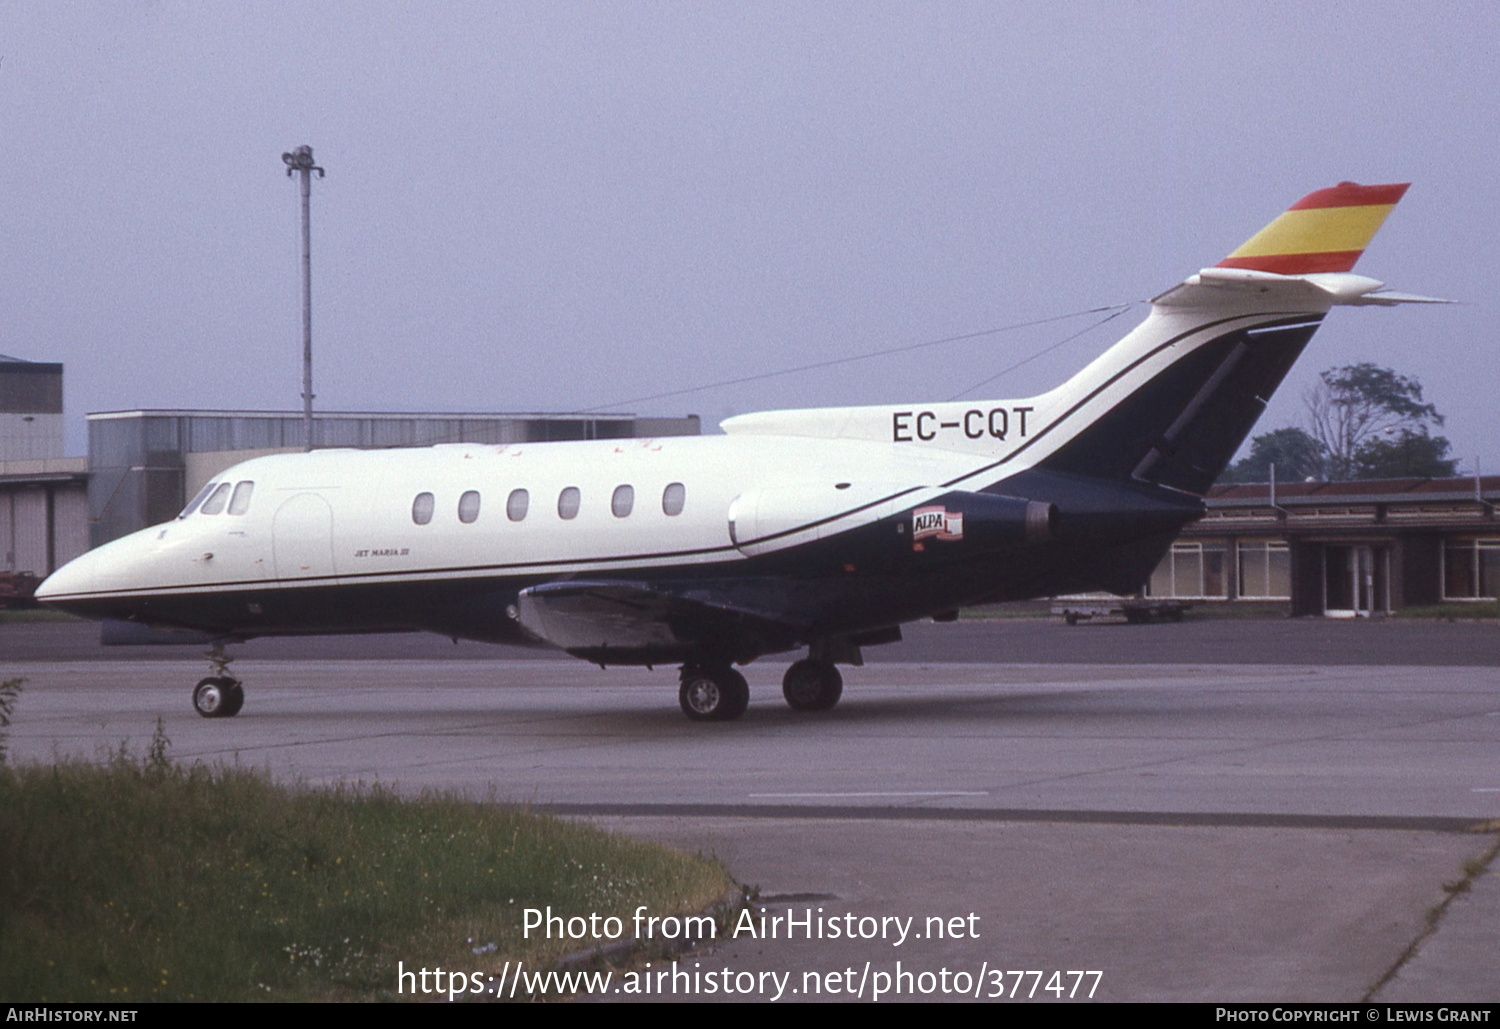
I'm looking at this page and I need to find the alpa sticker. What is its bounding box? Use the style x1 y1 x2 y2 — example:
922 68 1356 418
912 506 964 543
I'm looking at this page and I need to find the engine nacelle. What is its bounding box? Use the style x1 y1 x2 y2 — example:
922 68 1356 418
902 491 1057 552
728 482 923 557
728 483 1057 560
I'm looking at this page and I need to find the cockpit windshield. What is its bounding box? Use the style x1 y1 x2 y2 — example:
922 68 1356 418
180 480 256 519
228 481 255 515
178 482 218 519
199 483 233 516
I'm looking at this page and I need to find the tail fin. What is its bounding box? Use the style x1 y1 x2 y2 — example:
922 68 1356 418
1217 181 1409 274
1034 182 1416 495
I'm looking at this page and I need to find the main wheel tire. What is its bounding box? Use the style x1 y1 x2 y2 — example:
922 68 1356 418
193 676 230 718
220 680 245 717
782 659 843 712
679 667 750 722
718 668 749 720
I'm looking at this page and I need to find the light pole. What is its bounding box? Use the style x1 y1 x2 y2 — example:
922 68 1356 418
281 145 324 452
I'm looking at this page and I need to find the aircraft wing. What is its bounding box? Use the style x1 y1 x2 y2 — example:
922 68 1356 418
515 580 806 664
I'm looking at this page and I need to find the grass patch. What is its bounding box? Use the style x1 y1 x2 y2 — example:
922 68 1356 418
0 607 84 623
0 737 730 1002
0 678 21 766
958 602 1053 620
1394 602 1500 620
1177 602 1290 620
960 601 1294 622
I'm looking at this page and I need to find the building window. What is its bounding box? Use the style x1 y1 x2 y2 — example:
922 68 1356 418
507 488 529 522
227 481 255 516
1443 540 1500 600
557 487 580 520
662 482 686 516
611 484 634 518
1148 542 1228 599
458 490 481 524
199 483 232 516
1237 541 1291 599
412 492 435 525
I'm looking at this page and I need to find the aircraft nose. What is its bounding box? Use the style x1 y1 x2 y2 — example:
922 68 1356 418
35 549 100 607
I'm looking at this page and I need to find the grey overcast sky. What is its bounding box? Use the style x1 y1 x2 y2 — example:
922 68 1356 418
2 2 1495 463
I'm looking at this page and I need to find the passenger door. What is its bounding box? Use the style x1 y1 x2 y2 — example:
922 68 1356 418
272 493 336 582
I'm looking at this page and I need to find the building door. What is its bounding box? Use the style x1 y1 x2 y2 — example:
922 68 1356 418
1323 545 1383 617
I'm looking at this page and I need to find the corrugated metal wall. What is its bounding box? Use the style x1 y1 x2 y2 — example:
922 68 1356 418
3 487 47 574
0 482 90 574
52 486 90 568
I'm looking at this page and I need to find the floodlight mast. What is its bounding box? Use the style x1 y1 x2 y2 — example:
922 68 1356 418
281 145 324 452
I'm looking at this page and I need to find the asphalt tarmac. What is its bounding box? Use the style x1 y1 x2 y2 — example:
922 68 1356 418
8 612 1500 665
4 615 1498 1003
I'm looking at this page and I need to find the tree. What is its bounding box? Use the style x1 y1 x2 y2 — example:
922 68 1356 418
1217 363 1457 485
1220 427 1327 483
1306 363 1444 480
1351 426 1459 479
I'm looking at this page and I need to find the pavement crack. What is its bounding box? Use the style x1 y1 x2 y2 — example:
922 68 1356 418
1363 829 1500 1001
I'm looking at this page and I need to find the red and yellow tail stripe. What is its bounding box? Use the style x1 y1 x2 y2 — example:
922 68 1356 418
1217 181 1409 275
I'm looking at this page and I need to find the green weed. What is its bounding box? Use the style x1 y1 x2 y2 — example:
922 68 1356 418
0 748 728 1001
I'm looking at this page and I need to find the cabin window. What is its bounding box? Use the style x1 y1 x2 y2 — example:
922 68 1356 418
227 481 255 516
458 490 482 524
199 482 233 516
412 492 435 525
507 488 529 522
179 481 217 518
558 487 580 520
611 484 635 518
662 482 686 517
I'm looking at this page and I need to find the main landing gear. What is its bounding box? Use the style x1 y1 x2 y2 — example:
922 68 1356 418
675 658 846 721
193 642 244 719
781 658 843 712
678 664 749 722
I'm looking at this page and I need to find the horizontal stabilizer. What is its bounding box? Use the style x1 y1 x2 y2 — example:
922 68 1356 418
1340 289 1454 307
1154 269 1448 310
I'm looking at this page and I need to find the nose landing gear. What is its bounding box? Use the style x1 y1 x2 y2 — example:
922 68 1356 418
193 643 244 718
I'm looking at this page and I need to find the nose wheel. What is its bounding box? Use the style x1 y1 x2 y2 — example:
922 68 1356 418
193 642 245 718
193 676 244 718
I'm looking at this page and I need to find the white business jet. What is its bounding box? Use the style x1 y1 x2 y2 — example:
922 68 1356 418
37 182 1436 721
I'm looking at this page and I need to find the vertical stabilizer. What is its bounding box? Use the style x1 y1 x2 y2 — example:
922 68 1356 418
1216 181 1409 275
1034 182 1412 494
